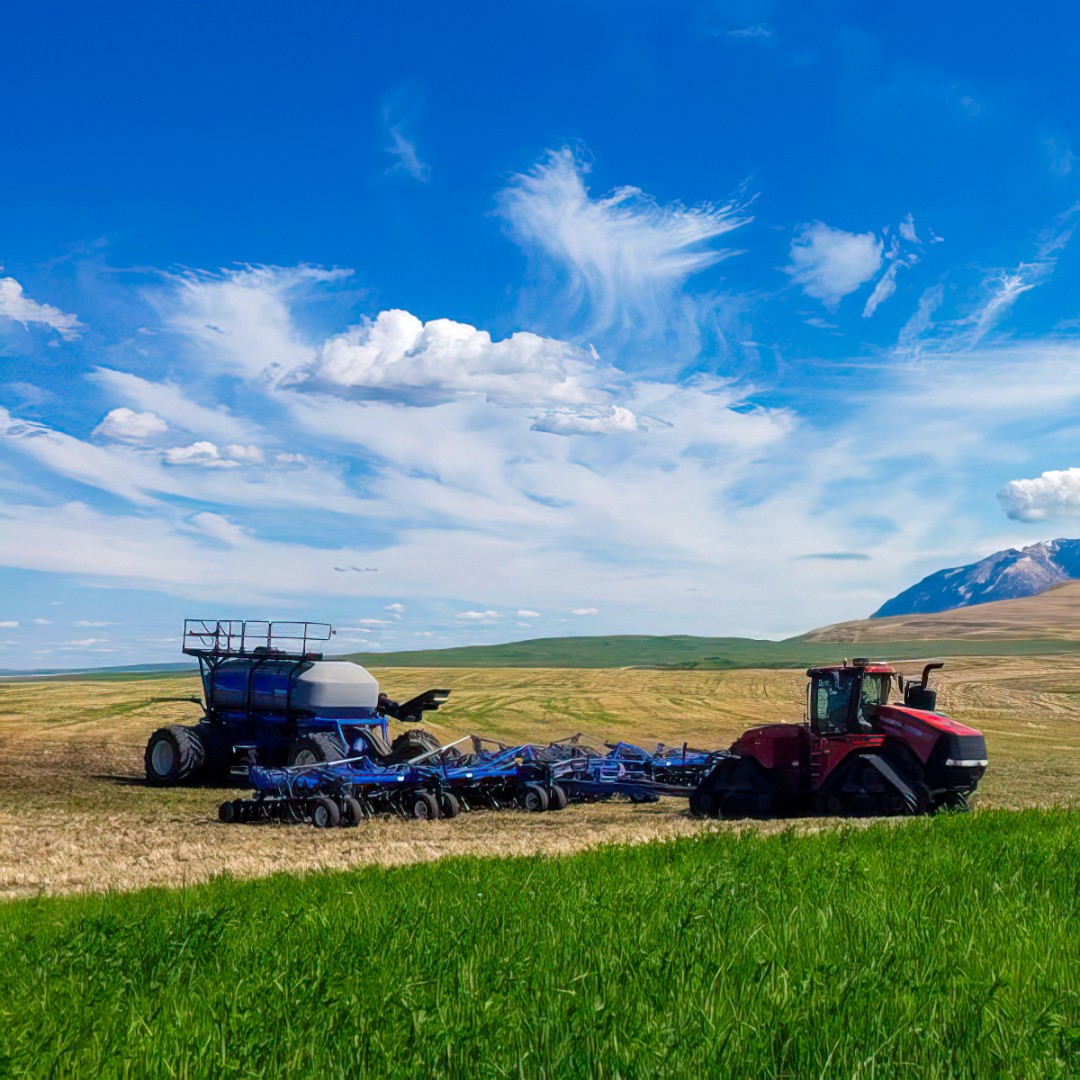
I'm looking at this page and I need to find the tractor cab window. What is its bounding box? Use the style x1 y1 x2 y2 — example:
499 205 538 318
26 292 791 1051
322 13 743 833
811 670 892 734
859 674 891 720
812 670 857 734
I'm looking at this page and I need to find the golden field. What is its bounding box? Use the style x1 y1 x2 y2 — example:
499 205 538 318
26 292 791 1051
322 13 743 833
0 658 1076 898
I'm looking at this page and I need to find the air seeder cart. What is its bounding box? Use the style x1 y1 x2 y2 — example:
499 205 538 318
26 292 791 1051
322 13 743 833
144 619 448 785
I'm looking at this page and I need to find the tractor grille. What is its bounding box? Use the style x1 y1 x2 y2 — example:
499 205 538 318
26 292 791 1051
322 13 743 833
949 735 987 759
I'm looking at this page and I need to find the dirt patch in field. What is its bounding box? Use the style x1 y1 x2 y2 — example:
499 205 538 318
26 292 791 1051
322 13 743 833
0 658 1076 898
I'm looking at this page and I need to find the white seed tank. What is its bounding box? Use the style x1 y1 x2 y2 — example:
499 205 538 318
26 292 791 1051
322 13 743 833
210 658 380 717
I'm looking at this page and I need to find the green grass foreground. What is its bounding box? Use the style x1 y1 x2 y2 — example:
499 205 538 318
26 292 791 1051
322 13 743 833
1 811 1076 1077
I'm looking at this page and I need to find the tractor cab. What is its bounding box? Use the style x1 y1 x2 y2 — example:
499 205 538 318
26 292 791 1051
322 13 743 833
806 661 896 736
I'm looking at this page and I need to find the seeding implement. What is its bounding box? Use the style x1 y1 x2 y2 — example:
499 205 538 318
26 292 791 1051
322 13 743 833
144 619 448 785
142 620 987 825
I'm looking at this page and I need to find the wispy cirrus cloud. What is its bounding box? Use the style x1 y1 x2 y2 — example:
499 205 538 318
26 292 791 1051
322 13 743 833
0 272 82 338
495 148 752 351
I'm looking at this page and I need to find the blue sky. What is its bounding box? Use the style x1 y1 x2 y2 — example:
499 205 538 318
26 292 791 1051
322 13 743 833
3 0 1080 667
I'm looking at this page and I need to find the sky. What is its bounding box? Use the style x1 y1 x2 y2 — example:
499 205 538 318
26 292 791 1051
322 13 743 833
3 0 1080 668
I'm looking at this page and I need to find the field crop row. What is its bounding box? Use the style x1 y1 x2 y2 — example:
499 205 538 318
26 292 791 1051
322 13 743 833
0 809 1076 1077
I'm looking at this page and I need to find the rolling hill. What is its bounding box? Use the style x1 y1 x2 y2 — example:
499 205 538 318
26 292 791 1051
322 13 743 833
339 586 1080 668
804 580 1080 642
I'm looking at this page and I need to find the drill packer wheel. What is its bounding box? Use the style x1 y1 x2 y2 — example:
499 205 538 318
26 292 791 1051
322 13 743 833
409 791 440 820
521 783 550 812
309 797 341 828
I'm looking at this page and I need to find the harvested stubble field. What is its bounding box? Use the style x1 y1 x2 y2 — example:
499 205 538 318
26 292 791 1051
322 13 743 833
0 656 1077 898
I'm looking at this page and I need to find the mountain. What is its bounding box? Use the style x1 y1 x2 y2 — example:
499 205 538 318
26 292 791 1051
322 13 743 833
872 539 1080 618
805 580 1080 643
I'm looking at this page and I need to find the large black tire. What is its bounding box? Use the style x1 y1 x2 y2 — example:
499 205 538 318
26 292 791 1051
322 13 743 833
438 792 460 819
287 732 347 767
548 784 569 811
388 728 441 764
521 783 550 812
145 725 206 786
342 796 364 827
309 797 341 828
409 791 439 820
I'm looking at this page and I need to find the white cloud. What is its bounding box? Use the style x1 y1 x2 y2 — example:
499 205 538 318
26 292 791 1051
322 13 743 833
223 443 264 464
896 285 944 357
516 609 541 618
73 620 118 627
862 237 919 319
999 468 1080 521
572 607 598 616
287 308 621 409
163 442 263 468
787 223 883 307
530 405 640 436
189 511 247 545
89 368 257 442
153 265 351 378
727 24 774 39
31 618 52 625
355 618 391 626
966 204 1080 345
967 271 1039 344
0 274 82 338
163 441 239 468
0 621 18 628
385 603 405 617
457 610 500 620
898 214 919 243
93 408 168 442
382 104 430 182
495 148 751 342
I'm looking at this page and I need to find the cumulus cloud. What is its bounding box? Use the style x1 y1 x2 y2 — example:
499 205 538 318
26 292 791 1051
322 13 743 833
162 442 263 468
93 408 169 442
787 223 883 307
163 441 238 468
89 368 257 442
385 603 405 617
0 621 18 628
287 308 622 409
496 148 751 342
516 609 540 618
999 468 1080 521
457 610 500 620
572 607 598 616
530 405 639 436
0 273 82 338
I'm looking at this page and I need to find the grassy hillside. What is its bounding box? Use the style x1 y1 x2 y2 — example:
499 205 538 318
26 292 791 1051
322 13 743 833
804 580 1080 642
340 632 1080 668
0 810 1075 1076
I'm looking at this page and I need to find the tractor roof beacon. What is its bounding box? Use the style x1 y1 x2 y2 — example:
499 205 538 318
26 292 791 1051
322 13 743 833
143 619 449 786
690 660 988 819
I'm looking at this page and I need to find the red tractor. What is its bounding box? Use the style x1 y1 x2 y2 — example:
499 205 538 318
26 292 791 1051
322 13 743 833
690 660 988 818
